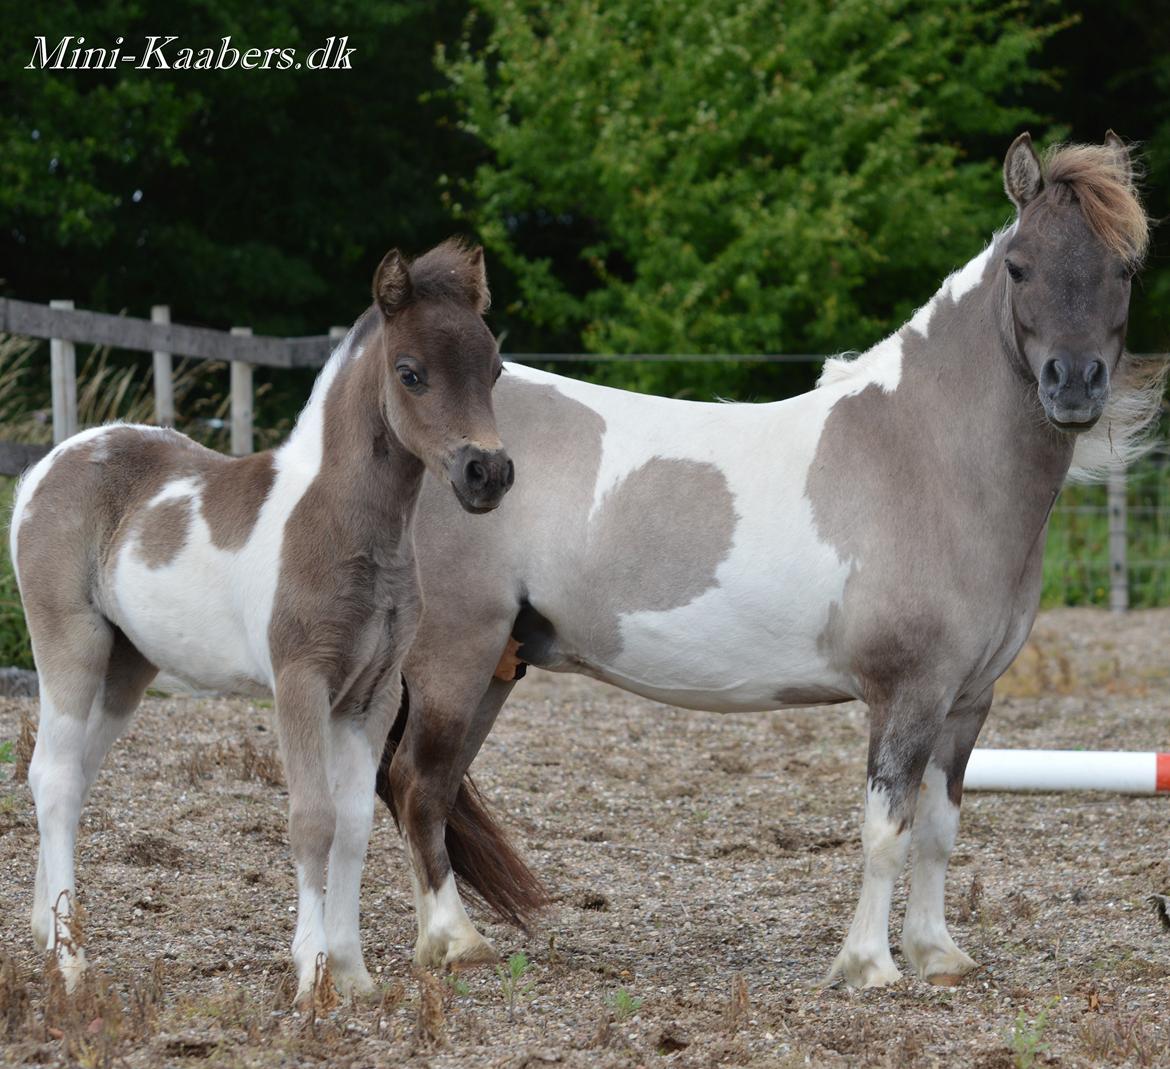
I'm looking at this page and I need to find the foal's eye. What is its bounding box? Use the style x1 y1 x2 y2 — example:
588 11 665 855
1005 260 1025 283
398 367 421 388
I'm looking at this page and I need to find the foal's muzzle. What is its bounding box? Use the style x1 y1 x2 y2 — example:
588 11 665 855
448 444 514 513
1038 353 1109 431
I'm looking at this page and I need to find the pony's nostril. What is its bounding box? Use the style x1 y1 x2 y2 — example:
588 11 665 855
504 459 515 488
1084 359 1108 397
1039 358 1065 396
465 459 487 488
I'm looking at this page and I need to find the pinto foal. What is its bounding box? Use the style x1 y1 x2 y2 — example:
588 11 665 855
10 239 512 1002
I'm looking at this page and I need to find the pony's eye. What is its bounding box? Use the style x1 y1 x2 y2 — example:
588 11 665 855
1005 260 1025 283
398 367 421 388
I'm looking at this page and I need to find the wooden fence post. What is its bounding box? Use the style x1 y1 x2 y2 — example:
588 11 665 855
151 305 174 426
1107 467 1128 613
230 327 253 456
49 299 77 443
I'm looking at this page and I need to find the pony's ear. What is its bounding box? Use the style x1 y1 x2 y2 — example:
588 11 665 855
1004 132 1043 210
467 245 491 314
373 249 413 319
1104 129 1133 185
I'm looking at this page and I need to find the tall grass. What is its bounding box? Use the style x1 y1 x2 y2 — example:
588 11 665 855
0 476 32 668
1042 452 1170 607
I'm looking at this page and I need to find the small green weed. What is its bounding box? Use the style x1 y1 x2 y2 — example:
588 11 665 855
496 952 534 1021
1009 997 1057 1069
0 740 13 763
608 987 642 1022
446 975 470 997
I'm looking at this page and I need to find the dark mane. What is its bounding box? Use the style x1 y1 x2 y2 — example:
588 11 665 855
408 237 489 308
1043 143 1149 263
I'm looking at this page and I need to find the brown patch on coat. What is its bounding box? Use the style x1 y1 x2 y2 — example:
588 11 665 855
201 453 276 550
134 496 193 568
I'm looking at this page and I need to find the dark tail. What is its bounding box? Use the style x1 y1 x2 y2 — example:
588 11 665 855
375 680 549 930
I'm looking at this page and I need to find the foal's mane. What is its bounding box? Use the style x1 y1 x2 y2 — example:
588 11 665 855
1042 143 1149 264
408 237 490 308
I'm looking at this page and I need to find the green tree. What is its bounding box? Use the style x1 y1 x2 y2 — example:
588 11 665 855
441 0 1060 398
0 1 470 337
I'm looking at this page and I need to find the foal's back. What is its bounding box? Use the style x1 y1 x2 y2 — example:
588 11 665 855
13 424 283 693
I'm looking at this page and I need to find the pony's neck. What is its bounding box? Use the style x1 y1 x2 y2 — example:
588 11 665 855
903 235 1077 494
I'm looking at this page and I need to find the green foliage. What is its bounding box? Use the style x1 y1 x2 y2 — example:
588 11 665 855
1009 997 1057 1069
441 0 1058 398
0 477 33 670
0 740 13 764
496 951 534 1020
0 1 471 338
1042 452 1170 608
607 987 642 1022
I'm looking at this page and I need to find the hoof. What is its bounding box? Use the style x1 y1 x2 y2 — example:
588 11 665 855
827 949 903 990
414 930 498 971
52 949 89 995
905 940 978 985
331 965 376 1002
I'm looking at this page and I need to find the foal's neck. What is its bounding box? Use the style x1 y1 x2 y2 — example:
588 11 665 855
285 321 424 534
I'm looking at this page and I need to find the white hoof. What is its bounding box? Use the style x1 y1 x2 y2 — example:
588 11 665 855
54 947 89 994
331 962 376 1000
414 929 498 971
827 948 903 990
904 938 978 986
31 908 50 952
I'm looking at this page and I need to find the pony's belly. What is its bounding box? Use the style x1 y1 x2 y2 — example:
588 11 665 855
107 550 270 692
569 598 855 713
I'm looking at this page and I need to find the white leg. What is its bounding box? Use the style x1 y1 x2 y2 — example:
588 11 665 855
29 691 91 989
829 782 910 989
902 762 977 983
275 667 336 1005
323 718 377 997
410 844 497 970
31 704 126 951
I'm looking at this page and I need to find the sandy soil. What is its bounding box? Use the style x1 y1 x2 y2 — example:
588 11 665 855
1 608 1168 1068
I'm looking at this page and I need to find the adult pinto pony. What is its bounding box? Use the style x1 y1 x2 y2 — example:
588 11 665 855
10 239 513 1002
378 136 1162 988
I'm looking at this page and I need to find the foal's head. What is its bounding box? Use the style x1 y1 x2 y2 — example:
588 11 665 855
1002 132 1148 431
372 239 514 512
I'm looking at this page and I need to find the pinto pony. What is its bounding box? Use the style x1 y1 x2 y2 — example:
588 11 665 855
10 239 513 1002
379 136 1163 986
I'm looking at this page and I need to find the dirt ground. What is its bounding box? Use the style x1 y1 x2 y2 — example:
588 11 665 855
1 608 1168 1068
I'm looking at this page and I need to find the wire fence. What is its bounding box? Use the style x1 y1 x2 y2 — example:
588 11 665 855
1 297 1167 608
1043 446 1170 608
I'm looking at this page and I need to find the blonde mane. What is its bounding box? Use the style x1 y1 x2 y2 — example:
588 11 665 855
1043 142 1149 264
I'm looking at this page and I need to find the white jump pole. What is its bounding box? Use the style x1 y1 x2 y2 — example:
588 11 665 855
965 749 1170 795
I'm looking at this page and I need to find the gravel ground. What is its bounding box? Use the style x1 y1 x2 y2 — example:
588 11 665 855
0 608 1168 1068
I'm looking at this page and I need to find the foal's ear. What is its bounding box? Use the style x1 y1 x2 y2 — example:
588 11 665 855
374 249 414 319
467 245 491 314
1004 132 1043 210
1104 129 1134 185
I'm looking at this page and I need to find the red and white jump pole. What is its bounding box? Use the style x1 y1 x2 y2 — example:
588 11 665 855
965 749 1170 794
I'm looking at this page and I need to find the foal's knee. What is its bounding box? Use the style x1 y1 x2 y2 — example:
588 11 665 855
289 798 337 867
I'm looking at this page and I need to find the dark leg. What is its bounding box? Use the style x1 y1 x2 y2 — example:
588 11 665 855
902 688 993 983
390 644 516 968
828 687 948 988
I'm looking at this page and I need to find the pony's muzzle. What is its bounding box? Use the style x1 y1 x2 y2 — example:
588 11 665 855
1038 354 1108 430
449 445 514 513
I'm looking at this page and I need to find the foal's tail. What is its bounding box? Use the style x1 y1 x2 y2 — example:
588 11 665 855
375 681 549 930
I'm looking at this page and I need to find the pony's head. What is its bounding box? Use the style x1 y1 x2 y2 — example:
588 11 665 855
371 239 513 512
1002 132 1148 432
